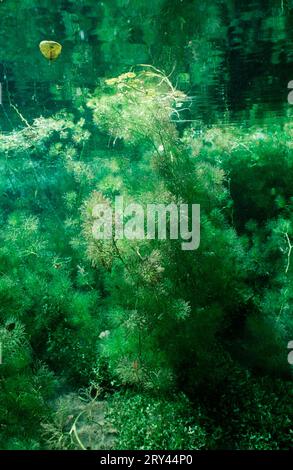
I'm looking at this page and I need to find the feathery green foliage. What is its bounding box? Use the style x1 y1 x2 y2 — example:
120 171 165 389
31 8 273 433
0 0 292 449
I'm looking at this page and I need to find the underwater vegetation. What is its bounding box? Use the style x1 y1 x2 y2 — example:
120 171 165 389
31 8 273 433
0 67 292 450
0 0 292 452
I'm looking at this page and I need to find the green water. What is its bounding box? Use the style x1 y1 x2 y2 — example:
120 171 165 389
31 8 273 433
1 0 293 125
0 0 292 452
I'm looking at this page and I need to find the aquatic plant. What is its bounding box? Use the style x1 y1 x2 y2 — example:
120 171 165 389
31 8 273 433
0 24 292 448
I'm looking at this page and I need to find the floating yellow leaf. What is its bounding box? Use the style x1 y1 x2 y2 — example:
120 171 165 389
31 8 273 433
39 40 62 61
105 72 136 86
105 78 118 86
